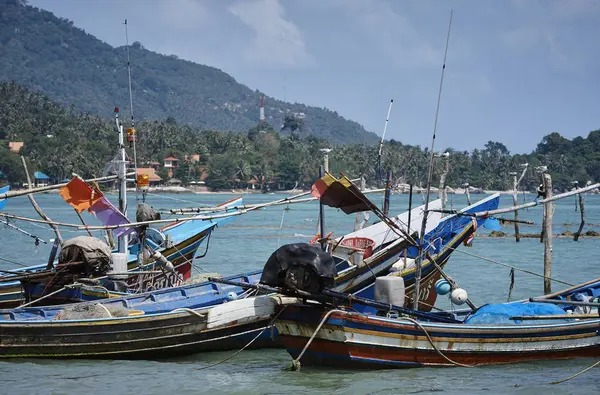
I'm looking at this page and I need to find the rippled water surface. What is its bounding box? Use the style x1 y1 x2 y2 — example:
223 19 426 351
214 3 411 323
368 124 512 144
1 192 599 394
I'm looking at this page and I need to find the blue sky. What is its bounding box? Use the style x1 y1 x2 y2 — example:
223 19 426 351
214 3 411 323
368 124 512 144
29 0 600 153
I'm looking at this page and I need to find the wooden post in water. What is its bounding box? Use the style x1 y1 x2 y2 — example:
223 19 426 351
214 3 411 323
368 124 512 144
438 153 450 212
512 164 528 242
383 170 392 216
573 181 588 242
542 173 553 294
463 183 471 205
354 176 367 231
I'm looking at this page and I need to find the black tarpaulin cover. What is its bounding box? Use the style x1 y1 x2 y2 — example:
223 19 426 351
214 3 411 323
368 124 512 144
260 243 337 293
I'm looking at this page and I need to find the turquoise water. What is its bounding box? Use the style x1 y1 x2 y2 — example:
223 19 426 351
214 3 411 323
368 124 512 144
0 192 599 395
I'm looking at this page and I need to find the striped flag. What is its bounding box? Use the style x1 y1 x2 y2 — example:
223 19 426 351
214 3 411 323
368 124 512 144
311 173 370 214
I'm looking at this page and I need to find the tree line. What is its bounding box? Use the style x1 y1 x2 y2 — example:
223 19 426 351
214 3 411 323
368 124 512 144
0 81 598 192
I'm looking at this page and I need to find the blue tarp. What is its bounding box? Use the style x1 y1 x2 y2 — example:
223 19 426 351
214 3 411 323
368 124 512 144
465 302 570 325
33 171 50 180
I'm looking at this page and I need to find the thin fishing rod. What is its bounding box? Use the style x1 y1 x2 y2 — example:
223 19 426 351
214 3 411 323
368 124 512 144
124 19 140 203
413 9 453 311
377 99 394 179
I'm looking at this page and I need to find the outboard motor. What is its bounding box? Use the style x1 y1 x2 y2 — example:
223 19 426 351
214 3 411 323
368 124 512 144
260 243 337 294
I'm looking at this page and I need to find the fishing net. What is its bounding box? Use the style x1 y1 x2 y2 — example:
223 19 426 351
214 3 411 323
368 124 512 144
183 273 222 285
53 303 130 321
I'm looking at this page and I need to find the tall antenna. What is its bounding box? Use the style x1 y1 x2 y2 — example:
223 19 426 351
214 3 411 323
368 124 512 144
412 10 453 310
124 19 140 202
377 99 394 180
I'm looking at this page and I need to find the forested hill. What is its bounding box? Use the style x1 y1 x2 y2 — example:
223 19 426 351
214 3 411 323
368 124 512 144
0 0 378 144
1 81 599 192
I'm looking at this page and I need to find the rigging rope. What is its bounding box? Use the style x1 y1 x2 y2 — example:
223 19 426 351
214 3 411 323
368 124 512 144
0 255 35 268
448 246 574 286
147 192 213 207
277 207 286 248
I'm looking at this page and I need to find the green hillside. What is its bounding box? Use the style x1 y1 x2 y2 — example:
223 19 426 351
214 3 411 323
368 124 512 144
0 0 378 144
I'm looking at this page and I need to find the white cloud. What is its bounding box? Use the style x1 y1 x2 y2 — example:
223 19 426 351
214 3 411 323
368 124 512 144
332 2 439 69
500 0 596 72
228 0 311 68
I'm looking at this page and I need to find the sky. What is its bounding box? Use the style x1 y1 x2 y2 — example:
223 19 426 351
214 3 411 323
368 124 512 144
28 0 600 154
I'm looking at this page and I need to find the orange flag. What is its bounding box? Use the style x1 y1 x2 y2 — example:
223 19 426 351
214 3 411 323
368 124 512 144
59 178 104 213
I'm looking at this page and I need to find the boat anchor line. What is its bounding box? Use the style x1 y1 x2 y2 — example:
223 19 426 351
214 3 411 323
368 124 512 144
193 306 289 371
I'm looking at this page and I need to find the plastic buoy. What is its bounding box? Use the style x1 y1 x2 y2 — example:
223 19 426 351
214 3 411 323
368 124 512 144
226 292 238 301
434 279 451 296
450 288 468 305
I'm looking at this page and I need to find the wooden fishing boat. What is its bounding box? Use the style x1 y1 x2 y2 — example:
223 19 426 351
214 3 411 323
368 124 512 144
0 194 499 358
275 277 600 369
0 197 242 308
0 199 438 357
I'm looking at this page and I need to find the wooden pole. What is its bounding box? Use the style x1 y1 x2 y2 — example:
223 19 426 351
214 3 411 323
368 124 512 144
318 165 326 250
20 156 63 245
438 155 450 212
74 209 94 237
383 170 392 216
512 174 520 242
542 173 553 295
512 165 527 242
574 192 585 241
354 176 367 231
0 172 136 200
468 182 599 218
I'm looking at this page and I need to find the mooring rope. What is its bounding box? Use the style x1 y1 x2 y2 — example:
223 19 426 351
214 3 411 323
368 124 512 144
401 316 476 368
191 305 288 371
550 360 600 384
289 309 346 371
17 284 71 308
289 309 477 371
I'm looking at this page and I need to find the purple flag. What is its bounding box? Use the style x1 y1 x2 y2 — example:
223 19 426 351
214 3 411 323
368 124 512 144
89 196 135 238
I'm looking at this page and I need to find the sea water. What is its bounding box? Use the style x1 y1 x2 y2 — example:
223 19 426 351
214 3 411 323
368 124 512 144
0 192 599 395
